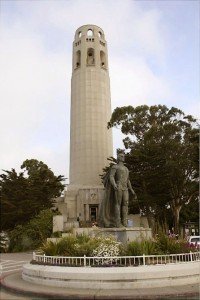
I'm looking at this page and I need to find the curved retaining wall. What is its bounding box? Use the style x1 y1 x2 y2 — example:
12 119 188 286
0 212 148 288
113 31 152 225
22 262 199 289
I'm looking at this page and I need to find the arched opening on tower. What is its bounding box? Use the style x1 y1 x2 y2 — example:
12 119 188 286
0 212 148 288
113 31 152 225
76 50 81 68
98 31 102 38
87 48 95 66
87 29 93 37
100 51 106 68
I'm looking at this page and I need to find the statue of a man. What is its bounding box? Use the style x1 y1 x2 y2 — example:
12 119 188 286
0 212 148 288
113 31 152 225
99 150 137 228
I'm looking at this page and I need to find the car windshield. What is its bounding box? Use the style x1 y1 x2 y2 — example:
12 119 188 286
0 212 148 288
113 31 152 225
191 237 200 243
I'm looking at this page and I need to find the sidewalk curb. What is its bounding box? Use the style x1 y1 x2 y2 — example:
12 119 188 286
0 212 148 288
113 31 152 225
0 272 199 300
1 272 88 300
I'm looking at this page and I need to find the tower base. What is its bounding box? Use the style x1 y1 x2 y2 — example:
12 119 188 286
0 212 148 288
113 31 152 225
53 185 104 232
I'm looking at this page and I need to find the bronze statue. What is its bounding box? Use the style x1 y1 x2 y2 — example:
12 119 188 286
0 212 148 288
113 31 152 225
99 150 137 228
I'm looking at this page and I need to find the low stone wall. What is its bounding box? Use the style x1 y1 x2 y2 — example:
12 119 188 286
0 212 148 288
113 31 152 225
47 227 152 244
73 227 152 243
22 262 199 289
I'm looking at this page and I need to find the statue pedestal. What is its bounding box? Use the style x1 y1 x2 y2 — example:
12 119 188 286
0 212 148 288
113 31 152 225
72 227 152 243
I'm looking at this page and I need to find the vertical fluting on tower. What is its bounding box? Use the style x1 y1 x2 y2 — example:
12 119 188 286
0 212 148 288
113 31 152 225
70 25 113 186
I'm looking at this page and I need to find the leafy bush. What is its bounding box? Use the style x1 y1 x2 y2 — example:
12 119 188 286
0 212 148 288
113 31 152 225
125 234 197 256
40 240 59 256
8 209 55 252
56 236 77 256
76 233 90 244
126 239 159 256
40 234 93 256
8 225 28 252
74 235 100 256
155 234 193 254
140 239 160 255
39 233 198 258
41 235 80 256
40 234 123 258
51 231 62 238
126 241 141 256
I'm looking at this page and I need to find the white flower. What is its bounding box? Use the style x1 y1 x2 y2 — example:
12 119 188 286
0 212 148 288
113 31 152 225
92 237 121 265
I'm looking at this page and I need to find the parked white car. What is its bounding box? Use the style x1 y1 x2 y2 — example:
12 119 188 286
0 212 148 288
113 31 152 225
188 236 200 248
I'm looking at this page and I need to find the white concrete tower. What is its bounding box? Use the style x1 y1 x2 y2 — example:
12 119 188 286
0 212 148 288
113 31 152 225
70 25 113 187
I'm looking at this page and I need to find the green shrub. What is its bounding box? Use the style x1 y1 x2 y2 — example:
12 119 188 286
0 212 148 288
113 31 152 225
76 233 90 244
57 236 77 256
126 239 159 256
40 240 59 256
41 235 78 256
126 241 141 256
156 234 175 254
8 225 26 252
39 233 197 258
74 239 99 256
51 231 62 238
8 209 55 252
40 234 123 257
155 234 194 254
140 239 160 255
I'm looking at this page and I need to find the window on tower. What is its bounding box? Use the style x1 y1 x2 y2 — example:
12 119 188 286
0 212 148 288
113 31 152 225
87 29 93 37
100 50 106 68
87 48 95 66
76 50 81 68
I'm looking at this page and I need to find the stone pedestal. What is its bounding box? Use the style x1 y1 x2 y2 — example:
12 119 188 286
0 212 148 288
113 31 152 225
53 215 66 232
54 186 105 230
72 227 152 243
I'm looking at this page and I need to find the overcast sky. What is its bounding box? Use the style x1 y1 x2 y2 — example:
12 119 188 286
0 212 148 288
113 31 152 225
1 0 199 182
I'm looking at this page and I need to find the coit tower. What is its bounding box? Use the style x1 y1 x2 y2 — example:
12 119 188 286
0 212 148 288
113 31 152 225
70 25 113 187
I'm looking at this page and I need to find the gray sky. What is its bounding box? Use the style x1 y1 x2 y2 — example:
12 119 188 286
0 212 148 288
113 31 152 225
1 0 199 182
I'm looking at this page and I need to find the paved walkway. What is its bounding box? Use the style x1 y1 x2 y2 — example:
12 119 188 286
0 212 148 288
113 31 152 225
1 271 199 300
0 259 31 275
0 252 32 276
0 288 31 300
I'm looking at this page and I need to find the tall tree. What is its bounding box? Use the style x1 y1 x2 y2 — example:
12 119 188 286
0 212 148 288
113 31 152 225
0 169 29 230
108 105 199 233
0 159 65 231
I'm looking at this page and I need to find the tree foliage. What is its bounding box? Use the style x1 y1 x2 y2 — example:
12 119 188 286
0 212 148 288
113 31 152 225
0 159 66 231
8 209 55 252
108 105 199 233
